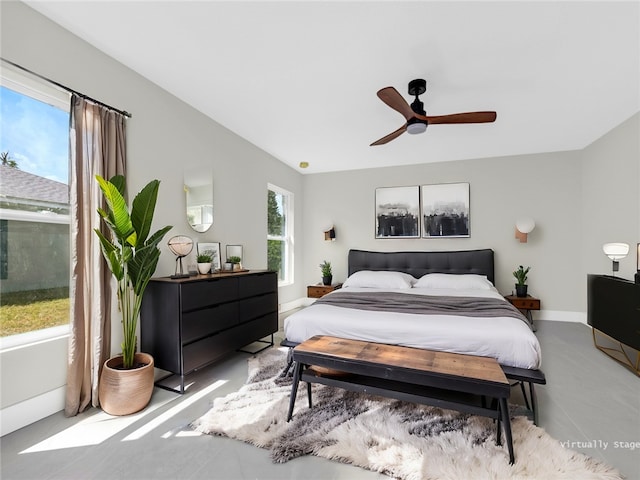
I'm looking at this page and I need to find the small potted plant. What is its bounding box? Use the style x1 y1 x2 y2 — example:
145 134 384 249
228 255 242 271
320 260 332 286
513 265 531 297
196 250 213 274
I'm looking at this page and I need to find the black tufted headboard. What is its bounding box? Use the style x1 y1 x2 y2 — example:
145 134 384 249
348 248 495 285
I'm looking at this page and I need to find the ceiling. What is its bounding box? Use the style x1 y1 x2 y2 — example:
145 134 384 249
24 1 640 174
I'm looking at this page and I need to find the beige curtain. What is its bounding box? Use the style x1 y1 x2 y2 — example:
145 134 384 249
65 95 126 416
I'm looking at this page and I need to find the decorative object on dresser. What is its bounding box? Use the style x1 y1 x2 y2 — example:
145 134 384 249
192 348 621 480
307 283 342 299
140 270 278 393
375 186 420 238
197 242 221 272
226 244 244 271
196 250 213 274
634 243 640 283
504 294 540 332
94 175 172 415
167 235 193 279
512 265 530 297
515 217 535 243
587 274 640 375
602 242 629 275
421 182 470 238
319 260 332 285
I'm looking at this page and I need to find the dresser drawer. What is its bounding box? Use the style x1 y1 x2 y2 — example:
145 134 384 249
239 293 277 323
238 272 276 298
181 277 238 311
509 297 540 310
182 302 239 344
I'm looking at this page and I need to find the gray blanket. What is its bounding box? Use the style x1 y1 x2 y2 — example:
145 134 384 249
315 290 527 322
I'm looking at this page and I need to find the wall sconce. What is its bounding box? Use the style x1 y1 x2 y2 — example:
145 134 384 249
602 242 629 275
324 226 336 241
515 217 535 243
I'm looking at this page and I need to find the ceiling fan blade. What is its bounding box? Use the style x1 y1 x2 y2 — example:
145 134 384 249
422 111 497 125
377 87 415 121
370 124 407 146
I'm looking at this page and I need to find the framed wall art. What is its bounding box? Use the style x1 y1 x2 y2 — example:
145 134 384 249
375 186 420 238
421 182 470 238
197 242 221 271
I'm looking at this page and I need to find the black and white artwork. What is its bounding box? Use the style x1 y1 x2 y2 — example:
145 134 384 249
375 186 420 238
421 183 470 238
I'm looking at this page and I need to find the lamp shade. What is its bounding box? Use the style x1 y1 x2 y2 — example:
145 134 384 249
602 242 629 260
516 217 536 234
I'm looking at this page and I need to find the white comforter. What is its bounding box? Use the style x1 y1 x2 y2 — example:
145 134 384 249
284 286 542 369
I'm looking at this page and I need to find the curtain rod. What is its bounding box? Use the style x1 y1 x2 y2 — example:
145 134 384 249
1 57 132 118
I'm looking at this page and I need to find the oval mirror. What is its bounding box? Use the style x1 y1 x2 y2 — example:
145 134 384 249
184 167 213 233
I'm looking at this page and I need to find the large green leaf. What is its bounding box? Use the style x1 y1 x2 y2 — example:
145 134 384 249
131 180 160 248
96 175 134 243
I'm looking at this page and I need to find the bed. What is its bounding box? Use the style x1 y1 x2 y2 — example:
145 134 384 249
284 248 542 370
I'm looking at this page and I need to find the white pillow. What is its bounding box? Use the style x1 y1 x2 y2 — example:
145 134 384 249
414 273 493 290
342 270 416 289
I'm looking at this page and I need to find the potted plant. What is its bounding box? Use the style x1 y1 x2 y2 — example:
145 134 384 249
94 174 172 415
228 255 242 271
513 265 531 297
196 250 213 274
320 260 332 286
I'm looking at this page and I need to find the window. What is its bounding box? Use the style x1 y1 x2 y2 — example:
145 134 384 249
267 184 293 285
0 66 71 339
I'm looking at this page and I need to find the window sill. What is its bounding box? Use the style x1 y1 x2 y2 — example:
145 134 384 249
0 324 70 352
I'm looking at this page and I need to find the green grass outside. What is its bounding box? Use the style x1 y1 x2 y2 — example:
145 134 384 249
0 287 69 337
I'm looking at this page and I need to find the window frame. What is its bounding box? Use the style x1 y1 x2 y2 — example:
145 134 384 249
267 183 294 286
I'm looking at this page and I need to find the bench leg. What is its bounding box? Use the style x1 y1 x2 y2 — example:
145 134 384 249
499 398 515 465
286 361 302 422
279 347 294 377
529 382 539 426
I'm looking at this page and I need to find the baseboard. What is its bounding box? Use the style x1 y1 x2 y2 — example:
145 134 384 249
1 386 65 436
536 310 587 324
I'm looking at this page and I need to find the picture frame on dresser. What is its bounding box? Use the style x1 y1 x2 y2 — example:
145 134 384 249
197 242 221 272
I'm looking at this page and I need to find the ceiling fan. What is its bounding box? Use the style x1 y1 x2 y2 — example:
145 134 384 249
371 79 497 146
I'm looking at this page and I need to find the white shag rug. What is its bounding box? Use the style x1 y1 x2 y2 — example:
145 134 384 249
191 348 623 480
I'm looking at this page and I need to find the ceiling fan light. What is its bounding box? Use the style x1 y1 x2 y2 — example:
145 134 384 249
406 122 427 135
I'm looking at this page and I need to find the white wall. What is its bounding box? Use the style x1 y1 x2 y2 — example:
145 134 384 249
0 0 304 434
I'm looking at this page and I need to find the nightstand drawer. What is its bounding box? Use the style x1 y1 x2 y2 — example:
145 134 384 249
307 284 342 298
506 296 540 310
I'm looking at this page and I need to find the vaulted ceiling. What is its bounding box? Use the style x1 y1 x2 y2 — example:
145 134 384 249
24 1 640 174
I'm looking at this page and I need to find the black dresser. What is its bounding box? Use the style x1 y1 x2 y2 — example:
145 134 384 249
141 270 278 392
587 274 640 374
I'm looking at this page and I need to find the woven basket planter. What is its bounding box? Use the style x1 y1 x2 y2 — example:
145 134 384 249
99 352 154 416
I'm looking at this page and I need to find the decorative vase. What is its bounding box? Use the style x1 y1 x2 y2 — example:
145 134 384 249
99 352 155 416
233 262 242 271
197 262 212 274
515 284 528 297
322 275 333 286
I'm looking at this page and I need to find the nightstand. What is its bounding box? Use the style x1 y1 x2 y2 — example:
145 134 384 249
307 283 342 298
504 294 540 332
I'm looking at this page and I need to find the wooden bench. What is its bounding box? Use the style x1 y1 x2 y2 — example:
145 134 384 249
281 337 546 425
286 335 516 464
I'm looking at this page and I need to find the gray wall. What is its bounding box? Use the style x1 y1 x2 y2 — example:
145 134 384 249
302 151 585 312
1 0 638 433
